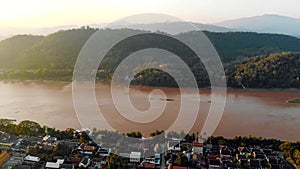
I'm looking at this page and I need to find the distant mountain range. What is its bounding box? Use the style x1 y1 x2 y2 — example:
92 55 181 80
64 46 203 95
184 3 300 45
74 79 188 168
105 21 232 34
109 14 300 37
0 14 299 40
216 14 300 37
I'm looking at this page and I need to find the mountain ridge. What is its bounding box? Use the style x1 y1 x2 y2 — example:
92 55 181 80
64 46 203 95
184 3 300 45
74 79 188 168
216 14 300 37
0 14 299 38
1 28 300 70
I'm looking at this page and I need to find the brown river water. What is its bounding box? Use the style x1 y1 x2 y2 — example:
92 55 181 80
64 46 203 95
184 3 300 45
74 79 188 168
0 81 299 141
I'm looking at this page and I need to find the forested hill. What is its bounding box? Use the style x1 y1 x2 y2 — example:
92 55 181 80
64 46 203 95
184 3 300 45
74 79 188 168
0 35 44 68
0 28 96 69
202 31 300 62
1 28 300 70
0 28 300 88
226 52 300 88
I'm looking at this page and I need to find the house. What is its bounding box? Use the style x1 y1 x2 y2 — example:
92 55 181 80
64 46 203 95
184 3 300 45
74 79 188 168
97 148 111 157
262 149 272 156
2 156 23 168
77 143 96 155
65 157 81 164
140 161 156 169
167 140 181 151
205 144 213 151
0 131 16 148
10 139 28 152
24 155 40 162
238 146 251 155
45 159 64 169
91 157 107 167
42 135 57 146
192 142 204 155
0 151 10 166
130 152 141 163
254 151 267 160
45 162 60 169
154 153 161 165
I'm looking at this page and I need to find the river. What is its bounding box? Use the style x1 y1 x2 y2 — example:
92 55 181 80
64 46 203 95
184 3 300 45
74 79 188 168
0 81 299 141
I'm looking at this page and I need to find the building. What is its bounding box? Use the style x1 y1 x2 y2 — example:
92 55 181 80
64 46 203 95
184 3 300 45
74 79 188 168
24 155 40 163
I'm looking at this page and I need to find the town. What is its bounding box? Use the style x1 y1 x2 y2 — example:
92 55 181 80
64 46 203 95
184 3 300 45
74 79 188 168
0 119 298 169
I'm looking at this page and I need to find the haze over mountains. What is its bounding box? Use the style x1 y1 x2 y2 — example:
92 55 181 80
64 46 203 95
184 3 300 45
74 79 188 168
216 14 300 37
105 21 232 34
104 14 300 36
0 14 299 39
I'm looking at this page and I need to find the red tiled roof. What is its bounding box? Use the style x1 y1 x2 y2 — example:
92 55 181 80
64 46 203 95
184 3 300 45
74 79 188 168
172 166 188 169
84 146 95 151
69 157 81 163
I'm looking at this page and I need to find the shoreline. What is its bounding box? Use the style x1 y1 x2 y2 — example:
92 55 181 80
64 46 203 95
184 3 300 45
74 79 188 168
0 117 297 142
1 79 300 92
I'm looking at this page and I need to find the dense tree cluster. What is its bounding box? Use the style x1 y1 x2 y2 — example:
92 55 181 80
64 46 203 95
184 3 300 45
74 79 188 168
15 120 44 136
280 141 300 165
0 119 74 139
226 52 300 88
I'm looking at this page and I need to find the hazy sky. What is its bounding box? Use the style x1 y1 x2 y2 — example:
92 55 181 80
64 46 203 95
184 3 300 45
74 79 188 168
0 0 299 34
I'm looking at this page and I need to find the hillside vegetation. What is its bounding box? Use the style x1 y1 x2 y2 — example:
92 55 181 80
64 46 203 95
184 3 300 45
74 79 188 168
0 35 44 68
226 52 300 88
0 28 299 88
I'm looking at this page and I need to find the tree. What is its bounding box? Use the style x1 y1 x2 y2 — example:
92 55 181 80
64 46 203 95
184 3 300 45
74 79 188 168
15 120 43 136
174 152 188 166
293 149 300 164
150 130 164 137
0 119 16 135
280 142 293 158
126 131 142 138
107 153 121 169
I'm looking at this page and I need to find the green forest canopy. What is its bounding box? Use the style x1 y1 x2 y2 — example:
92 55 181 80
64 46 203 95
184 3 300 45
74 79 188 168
0 28 300 88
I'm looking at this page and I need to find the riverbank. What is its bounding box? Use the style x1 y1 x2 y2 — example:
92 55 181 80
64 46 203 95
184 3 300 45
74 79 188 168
1 78 300 92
